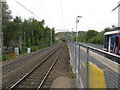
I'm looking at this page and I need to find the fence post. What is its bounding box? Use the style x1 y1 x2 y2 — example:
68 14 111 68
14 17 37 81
86 47 89 88
78 44 81 86
78 45 80 74
74 42 77 74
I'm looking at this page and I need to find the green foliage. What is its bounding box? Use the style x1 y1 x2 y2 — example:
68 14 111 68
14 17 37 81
2 53 16 62
2 2 55 61
4 18 55 49
78 27 114 45
2 2 12 22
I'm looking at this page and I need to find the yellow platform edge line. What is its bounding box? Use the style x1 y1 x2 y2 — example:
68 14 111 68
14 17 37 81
89 62 106 88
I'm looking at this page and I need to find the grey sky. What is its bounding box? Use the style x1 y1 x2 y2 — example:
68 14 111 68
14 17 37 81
6 0 119 32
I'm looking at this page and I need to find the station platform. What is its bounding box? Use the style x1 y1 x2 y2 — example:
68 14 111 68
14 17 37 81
67 42 119 88
50 77 80 89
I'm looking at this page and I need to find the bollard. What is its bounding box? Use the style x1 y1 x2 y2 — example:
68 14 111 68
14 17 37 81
14 47 19 55
27 48 31 53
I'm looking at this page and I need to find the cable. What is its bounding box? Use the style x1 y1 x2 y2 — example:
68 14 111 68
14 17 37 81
59 0 66 27
112 4 120 12
14 0 41 20
38 0 55 30
38 0 51 19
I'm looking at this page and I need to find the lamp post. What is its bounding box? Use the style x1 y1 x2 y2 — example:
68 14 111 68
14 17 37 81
72 28 74 41
75 16 82 78
76 16 82 42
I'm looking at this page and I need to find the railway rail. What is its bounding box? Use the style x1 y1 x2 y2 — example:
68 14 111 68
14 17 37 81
2 44 60 76
8 44 62 89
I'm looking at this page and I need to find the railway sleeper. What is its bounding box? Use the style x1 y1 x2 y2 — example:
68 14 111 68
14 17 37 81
24 78 42 82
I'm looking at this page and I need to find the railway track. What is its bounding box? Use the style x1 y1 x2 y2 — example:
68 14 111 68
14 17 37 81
8 44 62 89
2 44 60 76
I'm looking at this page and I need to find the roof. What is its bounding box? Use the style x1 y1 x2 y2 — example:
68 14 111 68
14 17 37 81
104 30 120 35
104 27 120 35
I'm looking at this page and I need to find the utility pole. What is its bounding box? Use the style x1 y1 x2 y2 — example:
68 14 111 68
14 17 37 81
0 0 5 61
0 0 6 88
0 1 2 62
111 1 120 27
118 1 120 27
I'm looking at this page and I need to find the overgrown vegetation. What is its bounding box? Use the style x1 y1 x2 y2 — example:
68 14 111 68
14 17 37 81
67 64 76 78
2 2 55 61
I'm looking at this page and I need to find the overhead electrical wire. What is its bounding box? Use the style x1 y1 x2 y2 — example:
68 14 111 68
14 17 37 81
59 0 66 28
112 4 120 11
14 0 41 20
38 0 51 19
38 0 55 30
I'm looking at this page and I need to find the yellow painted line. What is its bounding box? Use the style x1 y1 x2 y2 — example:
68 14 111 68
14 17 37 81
89 62 106 88
80 46 119 74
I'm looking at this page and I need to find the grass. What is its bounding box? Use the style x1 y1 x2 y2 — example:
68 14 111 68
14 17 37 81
67 64 76 78
2 53 17 62
2 45 50 62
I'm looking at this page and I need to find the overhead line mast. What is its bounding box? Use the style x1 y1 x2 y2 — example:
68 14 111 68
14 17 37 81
111 1 120 27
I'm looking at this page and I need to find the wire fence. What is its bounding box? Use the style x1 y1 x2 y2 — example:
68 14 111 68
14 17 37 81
68 41 120 88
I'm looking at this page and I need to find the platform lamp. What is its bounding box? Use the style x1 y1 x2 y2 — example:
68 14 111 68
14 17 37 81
76 16 82 42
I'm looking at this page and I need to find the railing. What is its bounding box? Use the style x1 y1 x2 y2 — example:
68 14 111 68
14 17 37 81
68 41 120 88
77 42 120 64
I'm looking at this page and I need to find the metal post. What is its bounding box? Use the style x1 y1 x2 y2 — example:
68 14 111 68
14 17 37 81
78 44 80 85
50 29 52 46
76 18 78 42
74 42 76 72
72 28 74 42
86 47 89 88
76 16 82 42
78 45 80 72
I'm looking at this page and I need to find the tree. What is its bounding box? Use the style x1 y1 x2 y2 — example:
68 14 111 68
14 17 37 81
2 2 13 50
2 2 56 56
86 30 99 42
2 2 12 22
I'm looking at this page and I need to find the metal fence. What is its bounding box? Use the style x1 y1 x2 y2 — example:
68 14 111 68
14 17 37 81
68 41 120 88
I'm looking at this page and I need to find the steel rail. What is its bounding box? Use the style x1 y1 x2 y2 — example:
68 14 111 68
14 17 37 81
8 45 61 90
2 44 60 76
37 51 61 89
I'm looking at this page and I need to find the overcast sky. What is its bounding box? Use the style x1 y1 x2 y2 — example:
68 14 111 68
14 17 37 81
6 0 119 32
